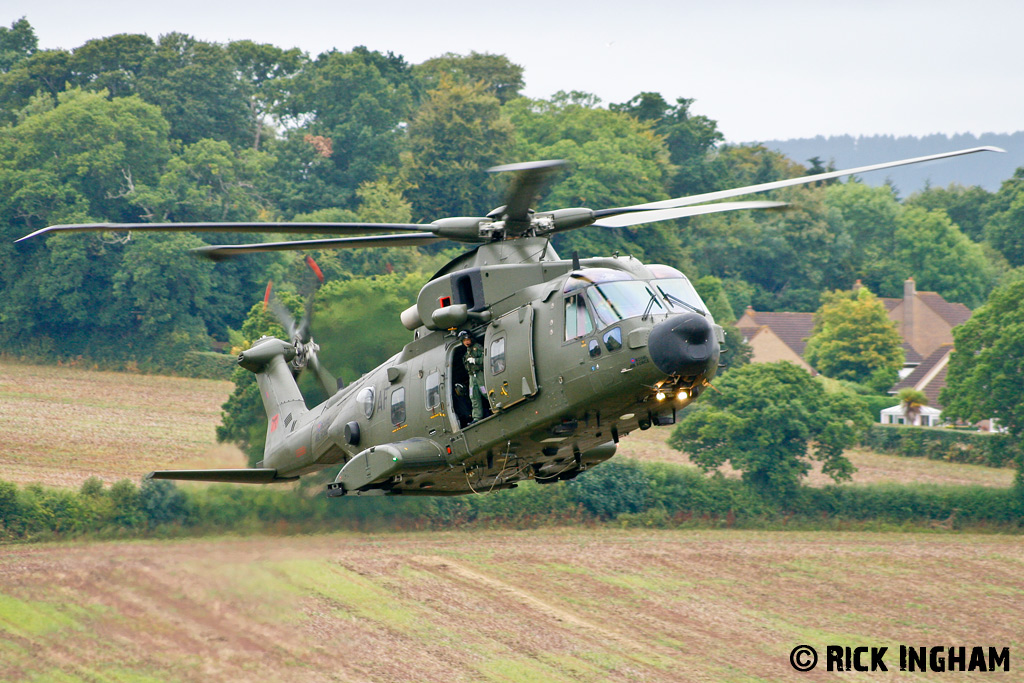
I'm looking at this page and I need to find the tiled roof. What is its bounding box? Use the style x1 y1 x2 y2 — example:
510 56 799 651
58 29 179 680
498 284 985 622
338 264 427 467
918 292 972 328
881 290 971 328
742 311 814 356
890 344 953 409
901 342 923 365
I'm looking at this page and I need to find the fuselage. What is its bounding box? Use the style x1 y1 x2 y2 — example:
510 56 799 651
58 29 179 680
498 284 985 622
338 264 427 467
256 238 722 496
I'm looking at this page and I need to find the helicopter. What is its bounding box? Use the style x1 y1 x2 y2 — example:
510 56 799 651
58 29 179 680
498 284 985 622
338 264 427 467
17 146 1003 497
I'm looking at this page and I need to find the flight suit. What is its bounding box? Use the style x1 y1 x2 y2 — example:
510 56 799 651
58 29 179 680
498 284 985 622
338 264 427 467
463 341 486 421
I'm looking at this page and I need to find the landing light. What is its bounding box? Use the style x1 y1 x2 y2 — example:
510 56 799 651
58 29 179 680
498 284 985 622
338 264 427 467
655 391 666 401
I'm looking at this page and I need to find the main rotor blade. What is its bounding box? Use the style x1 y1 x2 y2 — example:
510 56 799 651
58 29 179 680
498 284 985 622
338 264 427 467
489 159 566 229
191 233 444 261
596 146 1006 217
592 200 787 228
16 221 431 243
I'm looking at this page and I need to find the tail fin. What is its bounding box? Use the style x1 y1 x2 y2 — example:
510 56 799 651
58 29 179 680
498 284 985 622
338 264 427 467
239 336 308 451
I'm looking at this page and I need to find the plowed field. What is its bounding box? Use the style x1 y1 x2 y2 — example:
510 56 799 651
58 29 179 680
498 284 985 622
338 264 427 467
2 530 1021 681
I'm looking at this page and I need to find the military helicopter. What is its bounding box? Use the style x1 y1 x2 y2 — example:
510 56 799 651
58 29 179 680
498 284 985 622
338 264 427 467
17 146 1002 497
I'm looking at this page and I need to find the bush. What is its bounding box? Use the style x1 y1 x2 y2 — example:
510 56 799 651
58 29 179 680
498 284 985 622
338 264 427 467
861 424 1019 468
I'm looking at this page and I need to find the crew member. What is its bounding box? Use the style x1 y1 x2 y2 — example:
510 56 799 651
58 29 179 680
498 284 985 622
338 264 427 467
460 330 487 422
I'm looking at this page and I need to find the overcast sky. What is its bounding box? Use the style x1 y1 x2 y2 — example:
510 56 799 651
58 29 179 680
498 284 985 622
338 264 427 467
13 0 1023 142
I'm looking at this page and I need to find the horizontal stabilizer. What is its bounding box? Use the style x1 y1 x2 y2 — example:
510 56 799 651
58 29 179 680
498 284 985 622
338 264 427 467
145 468 299 484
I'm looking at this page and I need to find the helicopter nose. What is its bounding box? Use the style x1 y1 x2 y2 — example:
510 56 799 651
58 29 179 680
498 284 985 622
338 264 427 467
648 312 718 377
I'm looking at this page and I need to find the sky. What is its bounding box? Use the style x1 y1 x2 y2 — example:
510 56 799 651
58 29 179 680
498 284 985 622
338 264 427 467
11 0 1024 143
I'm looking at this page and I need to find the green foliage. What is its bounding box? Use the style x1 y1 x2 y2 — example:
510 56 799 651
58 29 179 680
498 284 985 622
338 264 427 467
279 47 415 212
0 17 37 73
983 169 1024 267
413 52 525 104
905 182 994 242
611 92 724 195
130 138 274 222
804 287 905 391
669 362 870 500
942 279 1024 453
892 206 996 309
506 92 685 267
686 185 838 311
861 425 1019 469
135 33 253 147
314 272 427 381
403 79 514 219
3 455 1019 542
566 459 649 519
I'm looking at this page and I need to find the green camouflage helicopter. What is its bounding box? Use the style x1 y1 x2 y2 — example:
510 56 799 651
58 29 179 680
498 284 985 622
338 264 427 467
18 147 1002 497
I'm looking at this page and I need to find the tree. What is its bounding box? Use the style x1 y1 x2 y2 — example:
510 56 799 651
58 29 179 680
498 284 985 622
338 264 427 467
669 362 869 500
402 79 514 219
70 33 155 99
135 33 253 147
803 287 905 392
693 275 751 372
686 184 839 311
941 278 1024 440
279 48 415 211
505 91 683 266
413 52 524 104
891 205 996 309
983 168 1024 268
226 40 306 150
905 182 993 242
896 388 928 426
0 17 37 72
611 92 724 195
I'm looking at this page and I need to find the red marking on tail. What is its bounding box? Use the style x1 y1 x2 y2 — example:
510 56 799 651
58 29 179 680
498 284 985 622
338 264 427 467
263 281 273 311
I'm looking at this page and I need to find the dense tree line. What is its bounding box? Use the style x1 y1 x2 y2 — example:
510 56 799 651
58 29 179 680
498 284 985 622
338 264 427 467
3 17 1020 373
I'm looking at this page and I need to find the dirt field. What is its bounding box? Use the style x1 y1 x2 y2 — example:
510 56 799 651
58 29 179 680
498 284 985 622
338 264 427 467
1 529 1021 682
0 360 1014 491
0 360 246 487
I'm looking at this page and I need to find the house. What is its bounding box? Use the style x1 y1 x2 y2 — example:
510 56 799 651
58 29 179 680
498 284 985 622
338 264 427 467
880 403 944 427
736 278 971 419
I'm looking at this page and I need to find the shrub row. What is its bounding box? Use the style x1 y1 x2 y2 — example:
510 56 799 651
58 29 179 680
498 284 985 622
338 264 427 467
3 460 1021 542
861 424 1021 469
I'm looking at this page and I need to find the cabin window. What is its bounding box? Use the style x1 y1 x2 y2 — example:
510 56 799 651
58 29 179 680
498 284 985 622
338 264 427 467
604 327 623 351
588 339 601 358
425 371 440 410
357 387 375 418
564 294 594 341
585 281 663 327
490 337 506 375
390 387 406 426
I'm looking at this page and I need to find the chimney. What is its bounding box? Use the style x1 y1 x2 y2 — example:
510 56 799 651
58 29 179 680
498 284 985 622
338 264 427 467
903 278 916 350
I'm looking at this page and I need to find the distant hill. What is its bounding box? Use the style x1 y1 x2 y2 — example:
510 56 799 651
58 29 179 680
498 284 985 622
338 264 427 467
749 132 1023 195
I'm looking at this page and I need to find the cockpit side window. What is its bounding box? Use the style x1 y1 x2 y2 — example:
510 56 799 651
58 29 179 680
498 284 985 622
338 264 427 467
564 294 594 341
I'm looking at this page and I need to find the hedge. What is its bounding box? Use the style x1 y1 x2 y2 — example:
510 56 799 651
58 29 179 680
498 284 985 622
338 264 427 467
861 424 1020 468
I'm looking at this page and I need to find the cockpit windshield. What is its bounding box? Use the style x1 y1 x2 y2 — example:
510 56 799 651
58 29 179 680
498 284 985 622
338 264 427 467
647 264 708 317
585 281 664 327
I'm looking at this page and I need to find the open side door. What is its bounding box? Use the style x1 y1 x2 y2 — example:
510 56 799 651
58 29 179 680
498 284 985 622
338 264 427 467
484 304 538 411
